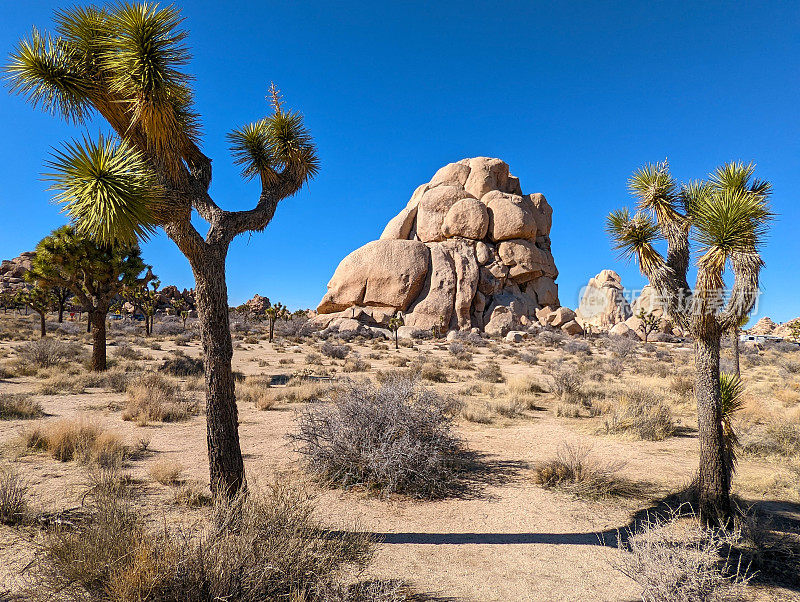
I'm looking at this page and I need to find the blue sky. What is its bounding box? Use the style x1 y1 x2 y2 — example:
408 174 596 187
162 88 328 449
1 1 798 322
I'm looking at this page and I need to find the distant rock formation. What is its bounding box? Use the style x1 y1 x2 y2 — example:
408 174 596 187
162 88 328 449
575 270 631 329
0 252 35 294
315 158 560 335
244 294 271 313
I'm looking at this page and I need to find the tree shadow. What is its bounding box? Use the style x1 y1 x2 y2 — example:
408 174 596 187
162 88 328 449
446 451 528 500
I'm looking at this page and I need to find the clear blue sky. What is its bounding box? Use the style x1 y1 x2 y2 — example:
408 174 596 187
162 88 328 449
1 1 798 322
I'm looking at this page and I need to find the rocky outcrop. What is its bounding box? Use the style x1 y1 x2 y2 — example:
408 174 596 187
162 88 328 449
244 294 271 313
575 270 631 329
748 316 777 336
0 252 35 294
316 158 559 333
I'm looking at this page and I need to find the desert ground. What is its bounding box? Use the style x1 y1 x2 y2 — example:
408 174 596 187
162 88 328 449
1 311 799 601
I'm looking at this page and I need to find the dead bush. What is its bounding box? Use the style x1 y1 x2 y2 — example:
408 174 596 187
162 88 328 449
741 422 800 458
124 373 199 424
342 357 371 372
605 389 675 441
547 366 582 400
610 337 637 359
30 481 373 602
614 515 750 602
292 375 465 498
0 466 28 525
0 393 43 419
321 341 350 359
669 374 694 397
476 360 504 383
159 352 204 377
534 444 639 498
113 342 143 360
15 338 78 369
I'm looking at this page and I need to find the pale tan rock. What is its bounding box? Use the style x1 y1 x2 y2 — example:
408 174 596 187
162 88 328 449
464 157 509 199
505 330 526 343
442 239 480 330
485 306 514 337
575 270 632 330
416 185 475 243
442 198 489 240
547 306 576 328
404 244 456 330
475 241 493 265
610 322 638 339
528 193 553 236
497 239 557 283
536 305 557 323
484 191 538 242
529 277 558 307
429 160 471 188
318 239 429 313
561 320 584 336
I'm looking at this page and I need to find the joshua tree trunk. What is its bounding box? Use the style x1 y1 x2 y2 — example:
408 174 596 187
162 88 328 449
695 335 732 527
731 328 740 377
269 318 275 343
86 308 92 333
394 330 399 350
191 250 246 499
57 303 64 323
38 311 46 338
89 306 108 371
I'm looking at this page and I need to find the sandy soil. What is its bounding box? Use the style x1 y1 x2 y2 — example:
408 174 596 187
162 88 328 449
1 315 799 601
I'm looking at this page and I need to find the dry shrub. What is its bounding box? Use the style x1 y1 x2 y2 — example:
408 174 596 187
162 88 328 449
0 466 28 525
0 393 43 419
610 337 637 359
342 358 370 372
547 366 582 400
740 421 800 458
321 341 350 359
124 373 199 424
268 379 332 405
31 482 373 602
37 371 92 395
113 342 143 360
15 338 78 369
149 458 185 485
306 352 324 365
476 360 504 383
534 444 639 498
606 389 676 441
491 398 524 417
24 419 128 467
556 403 581 418
159 352 204 377
292 375 465 498
238 377 276 410
670 374 694 397
614 515 750 602
388 356 409 367
173 480 212 507
460 401 493 424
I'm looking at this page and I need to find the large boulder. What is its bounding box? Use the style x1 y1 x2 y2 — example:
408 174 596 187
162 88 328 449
317 158 560 333
318 239 430 313
576 270 632 330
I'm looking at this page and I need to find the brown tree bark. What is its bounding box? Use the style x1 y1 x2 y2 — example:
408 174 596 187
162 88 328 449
695 335 732 527
731 328 740 377
90 308 108 371
38 312 46 338
191 249 246 498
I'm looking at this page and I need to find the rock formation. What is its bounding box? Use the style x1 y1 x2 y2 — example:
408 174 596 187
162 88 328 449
575 270 631 330
315 158 559 335
0 252 35 294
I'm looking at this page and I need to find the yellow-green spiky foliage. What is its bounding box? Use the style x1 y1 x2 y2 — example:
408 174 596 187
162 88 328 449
719 372 745 481
6 3 318 247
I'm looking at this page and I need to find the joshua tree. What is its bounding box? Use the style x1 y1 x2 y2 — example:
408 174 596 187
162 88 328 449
27 226 147 370
635 309 661 343
14 286 54 337
6 4 318 498
122 275 159 336
264 302 290 343
788 322 800 344
607 161 772 527
388 313 405 350
172 298 190 330
50 286 72 323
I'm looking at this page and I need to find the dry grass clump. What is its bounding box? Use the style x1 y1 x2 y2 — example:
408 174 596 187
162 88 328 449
342 357 371 372
605 389 676 441
740 421 800 458
30 481 374 602
238 376 276 410
614 515 750 602
460 401 494 424
23 419 128 467
475 360 504 383
159 351 204 377
547 366 582 400
407 356 448 382
173 480 212 507
0 393 43 420
15 338 79 369
669 374 695 397
113 342 143 360
306 351 324 365
292 375 465 498
149 458 185 485
123 373 199 424
609 336 637 359
0 466 28 525
534 444 639 498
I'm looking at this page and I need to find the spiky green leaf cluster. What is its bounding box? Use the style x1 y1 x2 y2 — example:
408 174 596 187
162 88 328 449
606 208 664 273
45 134 162 245
228 109 319 185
